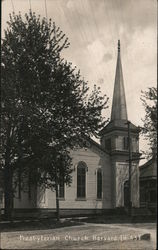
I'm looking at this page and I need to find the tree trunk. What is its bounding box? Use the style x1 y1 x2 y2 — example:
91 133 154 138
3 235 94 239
55 183 60 221
4 129 14 221
28 168 31 199
18 138 22 199
18 164 21 199
55 165 60 221
4 164 13 220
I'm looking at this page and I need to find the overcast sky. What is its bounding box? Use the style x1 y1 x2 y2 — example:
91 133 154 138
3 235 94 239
2 0 157 163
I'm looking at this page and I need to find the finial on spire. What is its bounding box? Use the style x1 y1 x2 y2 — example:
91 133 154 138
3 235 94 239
118 40 120 52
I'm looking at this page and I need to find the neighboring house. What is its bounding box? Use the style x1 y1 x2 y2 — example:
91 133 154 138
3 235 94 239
139 158 157 213
1 41 141 216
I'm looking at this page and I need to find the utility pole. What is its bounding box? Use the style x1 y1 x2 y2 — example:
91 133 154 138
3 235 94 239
127 121 132 216
125 122 145 216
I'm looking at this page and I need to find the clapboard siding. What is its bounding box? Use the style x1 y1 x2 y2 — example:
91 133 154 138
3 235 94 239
13 144 112 210
46 146 112 209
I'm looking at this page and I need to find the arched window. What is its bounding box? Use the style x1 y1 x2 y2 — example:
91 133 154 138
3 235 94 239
97 169 102 199
77 162 86 198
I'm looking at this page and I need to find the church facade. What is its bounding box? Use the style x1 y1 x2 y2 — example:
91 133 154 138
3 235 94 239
2 41 141 214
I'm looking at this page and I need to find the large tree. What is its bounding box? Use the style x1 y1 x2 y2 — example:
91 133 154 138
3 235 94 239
141 87 157 159
1 11 109 220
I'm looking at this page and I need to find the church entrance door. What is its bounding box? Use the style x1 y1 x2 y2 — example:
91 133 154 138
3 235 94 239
124 180 130 207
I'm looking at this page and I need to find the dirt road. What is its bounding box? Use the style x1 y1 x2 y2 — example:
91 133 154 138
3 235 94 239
0 222 156 249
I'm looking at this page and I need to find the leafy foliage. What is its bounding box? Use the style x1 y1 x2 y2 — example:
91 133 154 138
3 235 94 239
141 87 157 159
1 11 108 217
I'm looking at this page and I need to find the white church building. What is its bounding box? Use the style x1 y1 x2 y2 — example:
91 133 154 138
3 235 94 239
2 41 141 217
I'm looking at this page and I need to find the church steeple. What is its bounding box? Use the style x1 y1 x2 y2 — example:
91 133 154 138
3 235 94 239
111 40 128 121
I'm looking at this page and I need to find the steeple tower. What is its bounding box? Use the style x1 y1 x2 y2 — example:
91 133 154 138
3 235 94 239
111 40 128 121
100 41 140 209
100 40 140 149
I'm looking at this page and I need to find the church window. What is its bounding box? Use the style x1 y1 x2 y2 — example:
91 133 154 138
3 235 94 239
97 169 102 199
123 137 129 150
132 138 138 152
59 178 65 198
77 162 86 198
105 139 111 150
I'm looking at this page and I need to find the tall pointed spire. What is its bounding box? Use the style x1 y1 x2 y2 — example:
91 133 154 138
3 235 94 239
111 40 128 121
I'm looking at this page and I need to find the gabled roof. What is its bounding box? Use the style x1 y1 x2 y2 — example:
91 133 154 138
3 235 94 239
73 134 109 154
85 136 109 154
139 158 157 178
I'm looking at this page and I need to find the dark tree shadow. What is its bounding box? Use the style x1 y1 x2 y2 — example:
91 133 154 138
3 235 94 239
0 218 85 232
